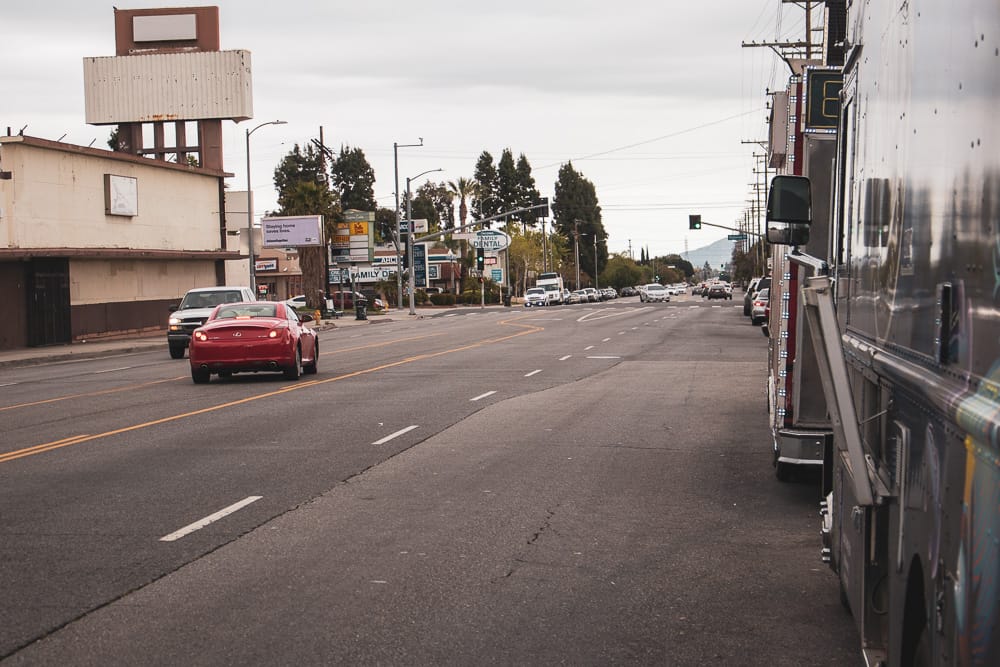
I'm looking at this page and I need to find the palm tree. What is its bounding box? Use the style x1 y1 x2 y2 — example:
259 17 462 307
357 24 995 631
447 177 476 230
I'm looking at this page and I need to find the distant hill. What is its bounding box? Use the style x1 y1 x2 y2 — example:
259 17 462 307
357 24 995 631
681 237 736 273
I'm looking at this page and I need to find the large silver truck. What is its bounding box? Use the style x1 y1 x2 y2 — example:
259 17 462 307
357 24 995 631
765 1 1000 663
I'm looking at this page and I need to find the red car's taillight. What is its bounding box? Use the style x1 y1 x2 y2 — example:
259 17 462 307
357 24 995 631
269 322 289 339
194 330 207 342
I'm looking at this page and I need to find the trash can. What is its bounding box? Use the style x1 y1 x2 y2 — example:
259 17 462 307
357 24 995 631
355 299 368 320
502 294 512 307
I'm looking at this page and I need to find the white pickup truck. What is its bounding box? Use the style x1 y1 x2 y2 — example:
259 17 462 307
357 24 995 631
167 286 256 358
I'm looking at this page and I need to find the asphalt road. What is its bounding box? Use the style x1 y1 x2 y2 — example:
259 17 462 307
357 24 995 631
0 295 859 665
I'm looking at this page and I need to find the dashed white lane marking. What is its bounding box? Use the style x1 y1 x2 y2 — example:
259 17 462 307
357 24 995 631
160 496 263 542
470 391 497 402
372 424 419 445
524 369 542 377
586 356 622 360
602 337 611 342
94 367 133 374
559 355 572 361
585 345 595 351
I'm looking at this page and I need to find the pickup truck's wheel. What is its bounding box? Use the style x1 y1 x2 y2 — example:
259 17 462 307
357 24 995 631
169 344 185 359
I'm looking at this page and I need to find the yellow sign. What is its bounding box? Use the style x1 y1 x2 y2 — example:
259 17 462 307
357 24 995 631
333 235 350 244
350 221 368 236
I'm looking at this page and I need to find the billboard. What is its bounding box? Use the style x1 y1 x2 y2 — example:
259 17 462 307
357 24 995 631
261 216 324 247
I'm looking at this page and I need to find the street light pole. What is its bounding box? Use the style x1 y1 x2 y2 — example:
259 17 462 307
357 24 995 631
394 138 423 310
447 251 457 294
405 168 443 315
246 120 287 293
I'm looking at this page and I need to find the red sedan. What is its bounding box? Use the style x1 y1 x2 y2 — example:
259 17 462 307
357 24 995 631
188 301 318 383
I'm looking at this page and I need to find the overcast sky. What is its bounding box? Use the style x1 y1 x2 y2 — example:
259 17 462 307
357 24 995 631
5 1 811 257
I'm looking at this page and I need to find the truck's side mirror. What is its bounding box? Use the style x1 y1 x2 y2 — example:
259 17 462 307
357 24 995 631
766 175 812 246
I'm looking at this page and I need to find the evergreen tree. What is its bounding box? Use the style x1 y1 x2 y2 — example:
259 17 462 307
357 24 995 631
471 151 499 226
514 153 540 233
330 145 376 212
552 162 605 281
496 148 519 215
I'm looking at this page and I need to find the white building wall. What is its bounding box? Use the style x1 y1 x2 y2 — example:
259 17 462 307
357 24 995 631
70 259 218 306
0 137 222 252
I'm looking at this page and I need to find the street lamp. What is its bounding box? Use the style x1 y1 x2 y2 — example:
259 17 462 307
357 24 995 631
394 138 423 309
406 168 444 315
246 120 287 292
446 250 457 294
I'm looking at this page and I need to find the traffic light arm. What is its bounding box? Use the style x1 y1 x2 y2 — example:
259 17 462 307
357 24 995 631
414 201 549 244
692 219 764 237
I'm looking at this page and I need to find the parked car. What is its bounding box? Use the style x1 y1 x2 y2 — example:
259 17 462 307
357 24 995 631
639 284 670 303
284 295 307 309
188 301 318 383
524 287 548 307
750 288 770 325
620 286 638 297
743 276 770 316
707 283 732 300
168 286 256 359
332 291 367 309
582 287 600 302
568 290 588 304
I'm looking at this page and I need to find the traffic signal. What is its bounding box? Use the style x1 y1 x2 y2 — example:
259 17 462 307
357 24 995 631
537 197 550 218
689 214 702 230
476 247 485 271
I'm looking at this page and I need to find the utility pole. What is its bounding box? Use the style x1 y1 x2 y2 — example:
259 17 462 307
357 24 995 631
573 219 581 290
318 126 331 309
593 234 599 291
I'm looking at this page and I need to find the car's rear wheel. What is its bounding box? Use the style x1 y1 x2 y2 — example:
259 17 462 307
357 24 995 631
303 341 318 374
284 347 302 380
169 344 185 359
191 367 210 384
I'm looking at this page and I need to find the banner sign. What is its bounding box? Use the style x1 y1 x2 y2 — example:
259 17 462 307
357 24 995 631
262 215 323 248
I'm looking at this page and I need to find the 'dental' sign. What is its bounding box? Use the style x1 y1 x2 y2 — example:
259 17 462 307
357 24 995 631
472 230 510 251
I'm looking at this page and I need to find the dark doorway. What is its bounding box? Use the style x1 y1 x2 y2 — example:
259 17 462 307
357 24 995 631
27 259 71 347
